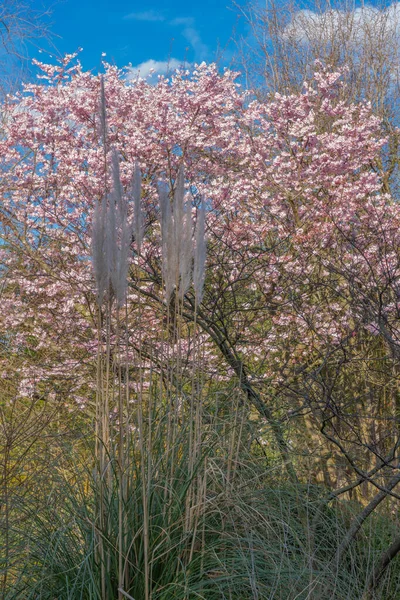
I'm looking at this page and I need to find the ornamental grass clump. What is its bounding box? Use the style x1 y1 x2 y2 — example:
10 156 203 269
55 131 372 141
90 76 212 600
91 77 147 599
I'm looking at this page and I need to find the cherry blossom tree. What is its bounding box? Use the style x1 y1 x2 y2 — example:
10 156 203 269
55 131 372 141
0 54 399 493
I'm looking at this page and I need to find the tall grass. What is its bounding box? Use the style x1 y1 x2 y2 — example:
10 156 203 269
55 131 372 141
4 414 400 600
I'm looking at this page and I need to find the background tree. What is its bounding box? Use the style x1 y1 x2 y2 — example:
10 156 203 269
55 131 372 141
233 1 400 588
0 0 55 96
234 0 400 196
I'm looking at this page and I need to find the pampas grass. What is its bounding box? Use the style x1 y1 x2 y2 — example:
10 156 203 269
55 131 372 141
158 178 172 300
179 200 193 297
194 199 206 304
132 161 143 254
92 194 108 305
158 169 206 303
92 149 138 308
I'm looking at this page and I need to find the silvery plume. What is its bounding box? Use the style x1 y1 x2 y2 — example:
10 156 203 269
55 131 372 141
173 167 185 264
92 194 108 305
193 199 206 303
92 150 141 307
180 199 193 296
109 148 133 307
158 167 205 303
132 161 144 254
173 167 194 297
158 167 188 301
158 179 174 301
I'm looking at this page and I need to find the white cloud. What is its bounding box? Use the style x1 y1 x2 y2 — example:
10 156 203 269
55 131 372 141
123 11 209 61
126 58 183 80
170 17 208 59
170 17 194 27
181 26 208 59
283 3 400 45
123 10 165 22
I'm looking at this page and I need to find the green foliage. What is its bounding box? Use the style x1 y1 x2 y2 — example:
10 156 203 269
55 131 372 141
3 418 400 600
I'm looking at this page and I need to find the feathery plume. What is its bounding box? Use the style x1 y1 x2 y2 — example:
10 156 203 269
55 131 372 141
92 195 108 304
111 148 124 211
133 161 144 254
115 216 133 306
92 78 135 307
180 200 193 296
92 152 135 306
158 168 205 301
173 167 185 264
193 199 206 303
158 180 175 301
107 190 117 299
111 151 134 306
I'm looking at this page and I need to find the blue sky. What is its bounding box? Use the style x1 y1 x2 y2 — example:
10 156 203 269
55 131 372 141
33 0 243 76
27 0 397 81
